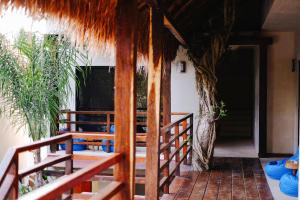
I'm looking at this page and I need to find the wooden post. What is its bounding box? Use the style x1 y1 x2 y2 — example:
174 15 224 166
66 112 71 131
114 0 138 199
10 156 18 199
65 138 73 197
106 113 111 133
162 59 171 194
65 138 73 175
106 113 111 153
174 124 180 176
189 114 193 164
145 5 164 200
182 120 188 165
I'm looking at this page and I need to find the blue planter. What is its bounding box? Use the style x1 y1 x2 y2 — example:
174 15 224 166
59 138 87 151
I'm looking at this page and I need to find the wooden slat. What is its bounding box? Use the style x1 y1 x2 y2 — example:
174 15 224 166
114 0 138 199
160 147 192 189
160 140 189 171
91 181 123 200
216 159 231 200
19 153 122 200
253 159 273 200
174 124 180 176
231 158 246 200
145 5 164 200
161 114 193 134
18 154 72 178
189 171 210 200
160 124 192 152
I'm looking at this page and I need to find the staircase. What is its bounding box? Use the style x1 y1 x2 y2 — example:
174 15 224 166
217 110 253 138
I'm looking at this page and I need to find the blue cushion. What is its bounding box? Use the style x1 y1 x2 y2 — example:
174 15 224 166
265 159 292 180
59 138 87 151
280 172 298 197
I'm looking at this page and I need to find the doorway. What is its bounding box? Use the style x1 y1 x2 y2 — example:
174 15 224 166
214 46 258 157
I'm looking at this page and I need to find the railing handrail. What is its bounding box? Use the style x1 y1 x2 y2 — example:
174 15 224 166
160 113 193 134
0 134 72 186
19 153 123 200
0 148 16 187
60 110 189 116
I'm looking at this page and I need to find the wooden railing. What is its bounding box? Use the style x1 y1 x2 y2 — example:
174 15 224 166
159 113 193 194
0 133 124 200
57 110 189 153
0 111 192 199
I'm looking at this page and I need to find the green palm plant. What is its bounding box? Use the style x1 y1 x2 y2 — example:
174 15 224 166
0 30 90 187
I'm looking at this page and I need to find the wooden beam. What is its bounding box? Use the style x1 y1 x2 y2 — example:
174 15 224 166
143 0 188 47
114 0 138 199
146 6 163 200
163 16 187 47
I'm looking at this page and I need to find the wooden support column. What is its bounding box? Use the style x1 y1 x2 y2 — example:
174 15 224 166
162 59 171 194
146 6 164 200
114 0 138 199
162 60 171 126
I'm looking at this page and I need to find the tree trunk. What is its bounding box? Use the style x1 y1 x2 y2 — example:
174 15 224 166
32 149 43 188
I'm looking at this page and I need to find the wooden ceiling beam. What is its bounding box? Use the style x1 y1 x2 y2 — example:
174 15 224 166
163 16 187 47
143 0 189 47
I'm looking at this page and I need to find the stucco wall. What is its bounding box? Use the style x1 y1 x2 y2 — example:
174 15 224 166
170 47 200 128
265 31 298 154
0 116 34 170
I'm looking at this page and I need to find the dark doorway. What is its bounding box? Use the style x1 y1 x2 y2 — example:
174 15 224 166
76 66 115 111
216 47 255 139
214 47 256 157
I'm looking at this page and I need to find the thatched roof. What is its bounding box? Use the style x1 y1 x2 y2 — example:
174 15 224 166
0 0 179 62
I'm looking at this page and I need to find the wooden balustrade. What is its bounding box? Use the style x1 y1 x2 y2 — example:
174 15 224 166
159 113 193 194
0 133 125 200
57 110 189 153
0 111 192 199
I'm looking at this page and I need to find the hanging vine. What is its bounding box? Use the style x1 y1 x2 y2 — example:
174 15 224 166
188 0 235 171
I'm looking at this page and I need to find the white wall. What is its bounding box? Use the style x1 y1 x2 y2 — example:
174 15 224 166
265 32 297 154
0 116 34 170
171 47 200 128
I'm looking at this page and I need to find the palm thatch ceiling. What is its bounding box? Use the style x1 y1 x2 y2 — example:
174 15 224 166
0 0 266 61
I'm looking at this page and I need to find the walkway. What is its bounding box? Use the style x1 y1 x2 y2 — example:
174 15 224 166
162 157 273 200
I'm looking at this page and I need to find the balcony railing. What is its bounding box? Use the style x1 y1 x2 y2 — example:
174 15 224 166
0 111 193 199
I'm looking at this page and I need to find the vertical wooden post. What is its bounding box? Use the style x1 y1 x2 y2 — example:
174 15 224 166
114 0 138 199
106 113 111 153
174 124 180 176
106 113 111 133
162 60 171 126
65 137 73 197
162 59 171 194
182 120 188 165
146 6 164 200
9 155 18 199
65 138 73 175
189 114 193 164
66 112 71 131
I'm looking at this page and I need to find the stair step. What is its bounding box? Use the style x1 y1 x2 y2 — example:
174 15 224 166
72 192 95 200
